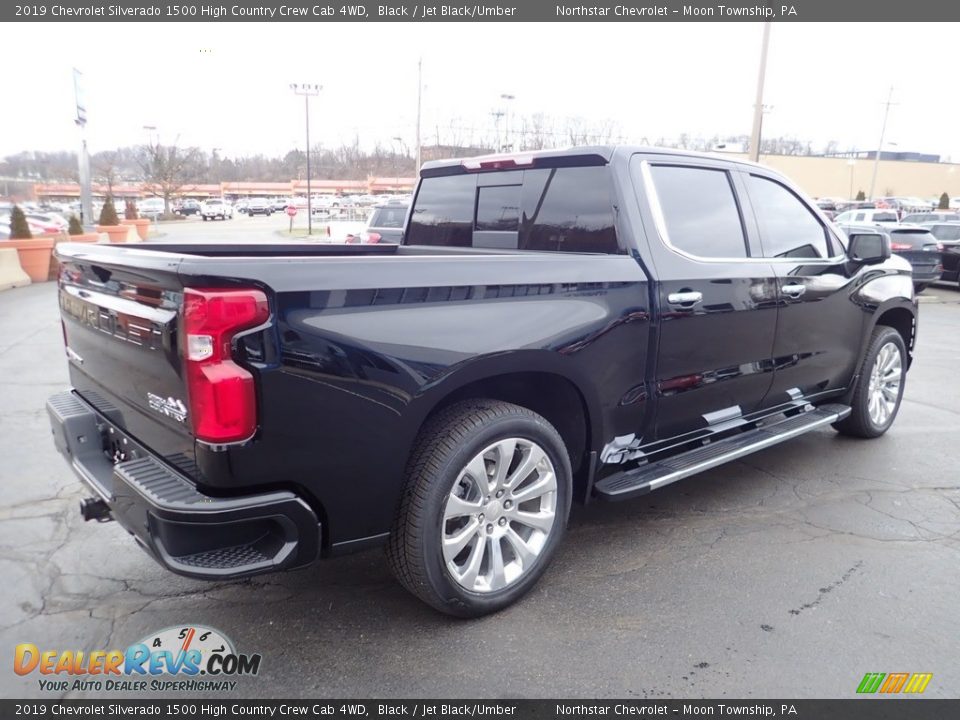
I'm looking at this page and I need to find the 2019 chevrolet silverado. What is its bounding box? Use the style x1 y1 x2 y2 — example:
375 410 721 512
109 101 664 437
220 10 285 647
47 147 917 616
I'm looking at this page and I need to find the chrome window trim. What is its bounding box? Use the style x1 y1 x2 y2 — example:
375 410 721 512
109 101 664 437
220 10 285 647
639 159 847 265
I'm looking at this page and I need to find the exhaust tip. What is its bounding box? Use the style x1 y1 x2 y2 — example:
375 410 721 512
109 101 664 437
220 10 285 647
79 497 111 523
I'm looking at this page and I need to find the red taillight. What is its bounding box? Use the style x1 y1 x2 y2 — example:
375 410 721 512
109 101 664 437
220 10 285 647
890 242 913 251
183 288 269 444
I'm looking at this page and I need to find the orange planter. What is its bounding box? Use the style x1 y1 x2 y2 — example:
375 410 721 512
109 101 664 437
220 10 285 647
64 233 100 244
2 236 56 282
97 224 130 243
121 218 151 241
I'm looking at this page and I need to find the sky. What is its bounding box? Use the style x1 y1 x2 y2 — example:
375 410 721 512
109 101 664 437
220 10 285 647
3 22 959 162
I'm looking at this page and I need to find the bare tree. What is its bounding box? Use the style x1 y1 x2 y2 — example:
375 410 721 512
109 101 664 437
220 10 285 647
93 150 120 195
137 139 202 216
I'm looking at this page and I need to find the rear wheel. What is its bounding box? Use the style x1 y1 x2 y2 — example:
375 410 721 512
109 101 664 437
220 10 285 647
387 400 571 617
834 326 906 438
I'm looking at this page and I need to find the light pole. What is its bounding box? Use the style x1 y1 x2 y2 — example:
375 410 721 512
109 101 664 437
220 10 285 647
748 22 771 163
415 57 422 175
500 93 515 152
290 83 321 234
847 159 856 200
392 136 403 192
73 68 93 226
868 86 897 201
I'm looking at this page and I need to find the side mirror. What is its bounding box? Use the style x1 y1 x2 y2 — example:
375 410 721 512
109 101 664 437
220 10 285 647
847 232 890 265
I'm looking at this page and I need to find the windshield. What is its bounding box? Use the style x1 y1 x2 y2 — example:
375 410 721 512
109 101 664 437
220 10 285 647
370 206 408 229
929 224 960 241
871 212 898 222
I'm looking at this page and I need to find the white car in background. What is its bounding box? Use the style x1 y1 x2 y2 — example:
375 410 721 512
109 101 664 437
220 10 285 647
833 208 901 226
200 198 233 221
137 198 166 220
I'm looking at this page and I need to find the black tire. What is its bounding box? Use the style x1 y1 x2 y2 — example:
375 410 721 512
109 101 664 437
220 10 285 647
914 283 928 293
834 326 907 438
386 399 572 617
202 216 208 222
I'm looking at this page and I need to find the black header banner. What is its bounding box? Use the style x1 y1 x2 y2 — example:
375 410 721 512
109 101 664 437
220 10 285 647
3 700 959 719
6 0 960 22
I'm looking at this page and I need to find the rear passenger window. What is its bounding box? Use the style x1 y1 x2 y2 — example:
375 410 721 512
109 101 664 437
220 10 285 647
746 175 831 259
649 165 748 258
520 166 619 253
407 174 475 246
408 165 621 253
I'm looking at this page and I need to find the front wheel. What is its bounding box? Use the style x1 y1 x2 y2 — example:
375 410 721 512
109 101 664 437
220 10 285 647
387 400 571 617
834 326 906 438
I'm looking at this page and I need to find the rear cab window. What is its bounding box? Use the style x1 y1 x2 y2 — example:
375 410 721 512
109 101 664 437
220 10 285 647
407 164 621 253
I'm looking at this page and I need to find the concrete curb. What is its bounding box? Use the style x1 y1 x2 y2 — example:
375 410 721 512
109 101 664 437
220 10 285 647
0 247 32 291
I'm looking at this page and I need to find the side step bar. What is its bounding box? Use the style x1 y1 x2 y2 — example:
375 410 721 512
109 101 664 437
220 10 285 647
594 404 851 502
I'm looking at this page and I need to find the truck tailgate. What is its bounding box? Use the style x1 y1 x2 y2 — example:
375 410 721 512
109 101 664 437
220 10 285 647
57 247 197 468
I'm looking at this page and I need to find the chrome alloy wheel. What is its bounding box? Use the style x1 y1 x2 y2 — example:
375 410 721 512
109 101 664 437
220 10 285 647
441 438 558 594
867 341 902 427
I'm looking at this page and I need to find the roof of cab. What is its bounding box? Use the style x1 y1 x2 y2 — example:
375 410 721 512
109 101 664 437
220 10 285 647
419 145 770 174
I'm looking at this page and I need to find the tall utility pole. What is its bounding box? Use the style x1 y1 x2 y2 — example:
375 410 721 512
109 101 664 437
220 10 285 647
500 94 515 152
491 110 504 152
748 22 771 163
415 58 422 176
290 83 321 234
869 86 897 200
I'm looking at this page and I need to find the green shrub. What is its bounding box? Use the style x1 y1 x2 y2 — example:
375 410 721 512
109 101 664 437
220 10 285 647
98 197 120 226
68 215 84 235
124 199 138 220
9 205 32 239
939 192 950 210
855 190 866 201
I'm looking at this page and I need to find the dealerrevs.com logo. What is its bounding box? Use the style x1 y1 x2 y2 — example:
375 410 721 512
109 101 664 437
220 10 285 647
14 625 262 693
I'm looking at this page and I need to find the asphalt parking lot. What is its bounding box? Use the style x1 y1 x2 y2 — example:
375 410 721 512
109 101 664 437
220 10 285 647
1 257 958 699
144 210 364 243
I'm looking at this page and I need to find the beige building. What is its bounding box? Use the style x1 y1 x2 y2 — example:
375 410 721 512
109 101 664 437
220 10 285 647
730 153 960 201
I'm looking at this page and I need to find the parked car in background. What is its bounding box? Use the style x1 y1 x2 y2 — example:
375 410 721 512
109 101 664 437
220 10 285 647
901 211 956 225
174 199 202 216
1 213 61 236
233 199 250 214
839 222 942 292
138 198 166 220
200 198 233 221
271 197 291 212
245 197 274 216
920 222 960 287
347 202 408 243
900 197 934 212
311 195 342 214
834 208 900 225
25 212 68 233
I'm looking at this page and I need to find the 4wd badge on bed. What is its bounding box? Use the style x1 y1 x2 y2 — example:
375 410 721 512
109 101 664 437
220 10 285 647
147 393 188 422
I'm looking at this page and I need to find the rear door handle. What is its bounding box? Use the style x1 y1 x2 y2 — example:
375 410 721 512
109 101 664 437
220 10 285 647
781 283 806 297
667 291 703 306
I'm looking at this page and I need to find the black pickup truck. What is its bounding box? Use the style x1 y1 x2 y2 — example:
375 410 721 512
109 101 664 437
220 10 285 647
48 147 917 616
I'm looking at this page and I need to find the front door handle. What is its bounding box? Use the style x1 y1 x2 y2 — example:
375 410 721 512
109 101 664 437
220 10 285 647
781 283 806 297
667 291 703 306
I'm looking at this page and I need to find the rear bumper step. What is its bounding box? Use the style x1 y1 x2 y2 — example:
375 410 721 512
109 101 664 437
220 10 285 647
594 404 851 502
47 391 321 579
